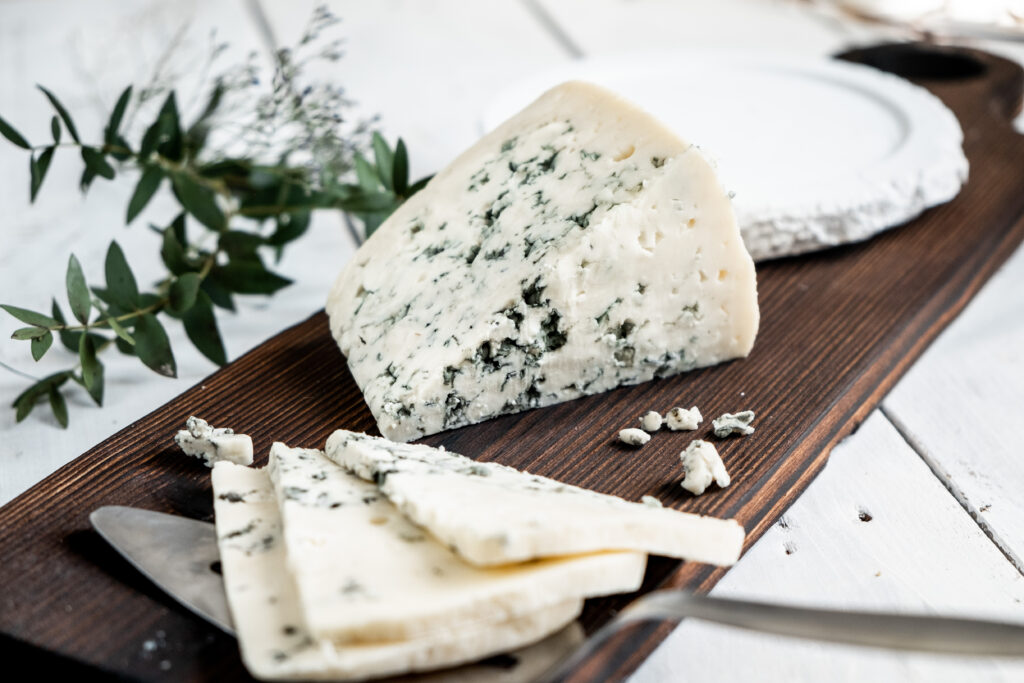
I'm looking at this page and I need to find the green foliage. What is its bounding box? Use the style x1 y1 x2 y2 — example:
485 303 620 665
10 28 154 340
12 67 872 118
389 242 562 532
0 6 432 427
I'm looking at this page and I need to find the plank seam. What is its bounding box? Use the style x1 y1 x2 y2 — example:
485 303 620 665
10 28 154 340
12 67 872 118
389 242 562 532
879 405 1024 578
519 0 585 60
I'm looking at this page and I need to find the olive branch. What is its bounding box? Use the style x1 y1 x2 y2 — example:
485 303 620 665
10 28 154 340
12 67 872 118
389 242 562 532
0 7 429 427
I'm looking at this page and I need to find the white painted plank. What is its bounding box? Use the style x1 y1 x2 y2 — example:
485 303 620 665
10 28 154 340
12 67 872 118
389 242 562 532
632 411 1024 683
883 240 1024 571
257 0 570 178
0 0 357 504
532 0 881 59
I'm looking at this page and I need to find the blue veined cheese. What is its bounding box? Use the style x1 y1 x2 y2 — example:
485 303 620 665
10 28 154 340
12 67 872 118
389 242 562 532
666 406 702 431
325 430 744 567
680 440 730 496
212 462 587 681
639 410 663 432
618 428 651 447
327 81 759 442
174 416 253 467
712 410 755 437
266 443 645 644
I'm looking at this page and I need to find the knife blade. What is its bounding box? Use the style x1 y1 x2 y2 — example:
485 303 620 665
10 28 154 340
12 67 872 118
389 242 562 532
89 505 234 635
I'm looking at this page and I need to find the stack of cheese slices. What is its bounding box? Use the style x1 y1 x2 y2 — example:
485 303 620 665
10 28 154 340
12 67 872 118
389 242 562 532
212 430 744 681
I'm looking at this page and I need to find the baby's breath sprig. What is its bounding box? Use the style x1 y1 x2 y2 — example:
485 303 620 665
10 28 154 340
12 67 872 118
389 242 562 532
0 6 430 428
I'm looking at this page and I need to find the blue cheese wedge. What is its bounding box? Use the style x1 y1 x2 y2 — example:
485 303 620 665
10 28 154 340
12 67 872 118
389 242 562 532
174 416 253 467
325 430 744 567
212 462 587 681
266 443 645 644
326 81 759 442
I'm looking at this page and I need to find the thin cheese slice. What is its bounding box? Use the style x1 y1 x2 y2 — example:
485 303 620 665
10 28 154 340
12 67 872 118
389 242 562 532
327 80 759 442
325 430 745 567
267 443 645 644
212 462 585 681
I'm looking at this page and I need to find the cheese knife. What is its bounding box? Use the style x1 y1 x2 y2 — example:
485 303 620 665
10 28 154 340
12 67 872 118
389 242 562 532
90 505 234 635
91 506 1024 672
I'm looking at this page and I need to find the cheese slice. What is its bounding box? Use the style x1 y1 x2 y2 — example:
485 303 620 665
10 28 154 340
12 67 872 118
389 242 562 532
325 430 745 567
266 443 645 644
327 80 759 442
212 462 585 681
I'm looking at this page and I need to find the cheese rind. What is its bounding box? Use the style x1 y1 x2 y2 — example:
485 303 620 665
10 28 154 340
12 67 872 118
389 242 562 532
212 462 586 681
327 81 759 442
325 430 745 567
266 443 645 644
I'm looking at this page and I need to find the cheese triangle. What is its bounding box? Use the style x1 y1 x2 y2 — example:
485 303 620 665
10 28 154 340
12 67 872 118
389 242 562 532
212 462 586 681
265 443 645 644
325 430 745 567
327 80 759 442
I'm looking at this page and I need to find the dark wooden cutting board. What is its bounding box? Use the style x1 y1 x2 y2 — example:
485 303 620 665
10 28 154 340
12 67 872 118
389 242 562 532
1 44 1022 682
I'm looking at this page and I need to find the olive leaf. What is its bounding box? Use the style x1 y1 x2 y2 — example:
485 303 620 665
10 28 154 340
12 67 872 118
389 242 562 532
31 330 53 361
31 146 55 201
48 386 68 428
12 327 49 340
132 313 176 377
139 92 183 160
183 291 227 366
200 275 236 312
171 172 225 231
213 262 292 294
12 371 71 423
79 334 104 404
2 304 59 328
104 241 140 309
354 153 377 189
126 166 164 224
65 254 91 324
105 86 132 144
168 272 201 313
37 85 79 143
372 132 394 191
0 114 30 149
392 138 409 195
159 217 191 275
81 147 116 180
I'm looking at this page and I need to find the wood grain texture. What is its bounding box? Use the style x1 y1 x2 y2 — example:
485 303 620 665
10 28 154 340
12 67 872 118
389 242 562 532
0 43 1022 681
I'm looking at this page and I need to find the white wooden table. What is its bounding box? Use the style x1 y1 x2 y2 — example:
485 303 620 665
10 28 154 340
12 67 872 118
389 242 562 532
1 1 1022 680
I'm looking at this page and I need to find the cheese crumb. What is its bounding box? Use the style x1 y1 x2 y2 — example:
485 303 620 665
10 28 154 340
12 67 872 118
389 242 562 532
618 428 651 447
680 440 730 496
639 410 663 432
641 495 663 508
712 410 755 438
174 416 254 468
666 406 702 431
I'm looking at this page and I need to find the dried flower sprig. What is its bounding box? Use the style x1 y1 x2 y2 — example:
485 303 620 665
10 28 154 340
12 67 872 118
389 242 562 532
0 6 430 427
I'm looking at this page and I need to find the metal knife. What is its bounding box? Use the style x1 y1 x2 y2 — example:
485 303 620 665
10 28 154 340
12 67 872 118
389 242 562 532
92 506 1024 669
90 505 234 635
